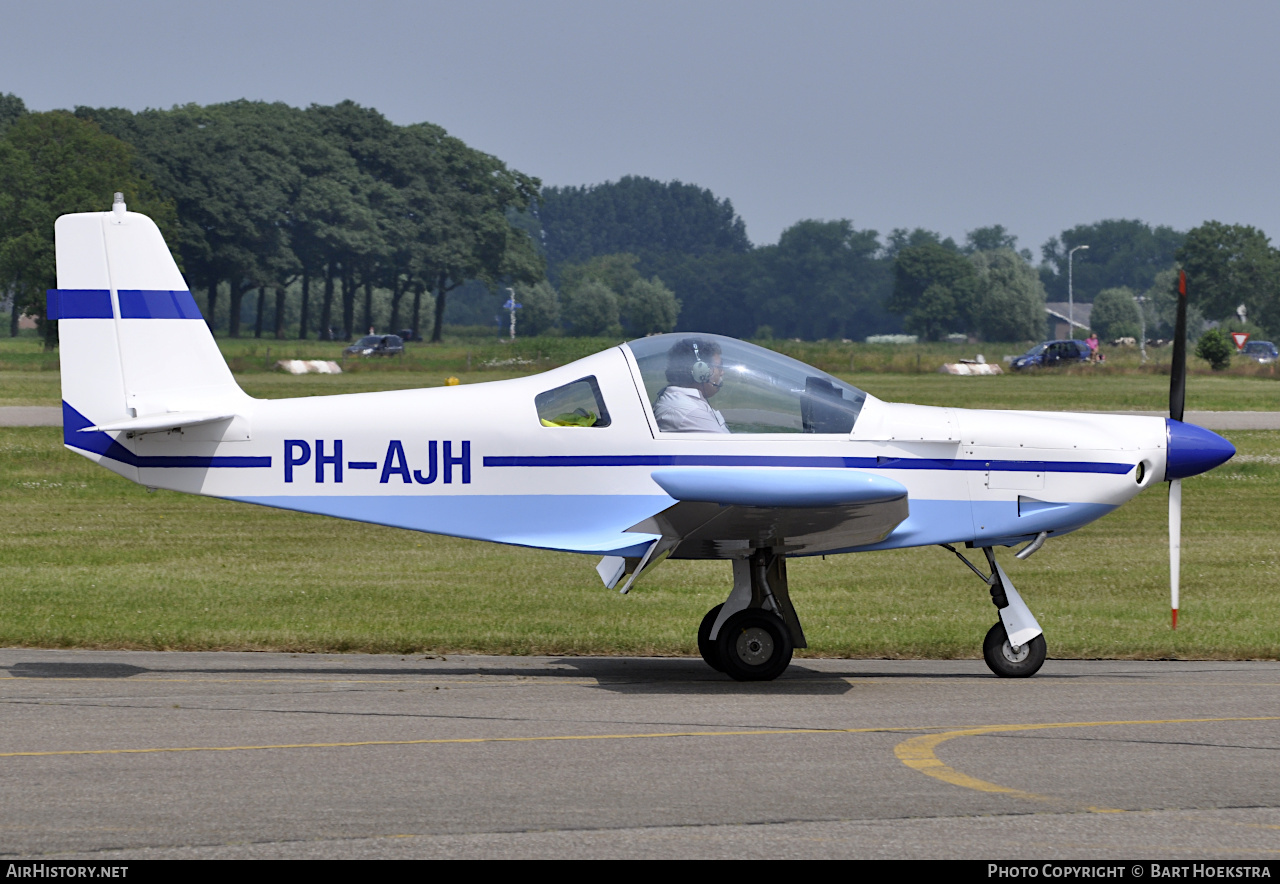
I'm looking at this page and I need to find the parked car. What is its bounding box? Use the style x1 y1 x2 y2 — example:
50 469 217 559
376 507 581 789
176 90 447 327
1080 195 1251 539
1010 339 1092 370
1241 341 1278 364
343 334 404 357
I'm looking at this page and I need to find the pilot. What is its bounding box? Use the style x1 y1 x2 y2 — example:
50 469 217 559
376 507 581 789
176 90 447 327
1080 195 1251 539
654 338 729 433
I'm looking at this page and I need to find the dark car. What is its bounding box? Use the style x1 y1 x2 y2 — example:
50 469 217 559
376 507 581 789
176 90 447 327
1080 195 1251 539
343 334 404 357
1010 339 1092 370
1241 341 1278 364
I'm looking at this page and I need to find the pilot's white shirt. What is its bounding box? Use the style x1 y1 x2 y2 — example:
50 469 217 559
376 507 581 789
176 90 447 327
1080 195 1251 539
653 385 729 433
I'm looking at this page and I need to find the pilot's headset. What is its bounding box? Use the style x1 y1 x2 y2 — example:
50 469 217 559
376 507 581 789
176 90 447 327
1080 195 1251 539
690 342 712 384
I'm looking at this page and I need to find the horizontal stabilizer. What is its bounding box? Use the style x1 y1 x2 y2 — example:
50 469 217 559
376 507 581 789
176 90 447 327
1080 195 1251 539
80 411 238 435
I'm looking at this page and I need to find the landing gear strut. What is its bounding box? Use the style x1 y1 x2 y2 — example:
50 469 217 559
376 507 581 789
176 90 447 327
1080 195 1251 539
943 544 1047 678
698 549 805 681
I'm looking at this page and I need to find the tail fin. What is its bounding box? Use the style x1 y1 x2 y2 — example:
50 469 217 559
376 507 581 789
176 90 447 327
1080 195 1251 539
49 198 248 473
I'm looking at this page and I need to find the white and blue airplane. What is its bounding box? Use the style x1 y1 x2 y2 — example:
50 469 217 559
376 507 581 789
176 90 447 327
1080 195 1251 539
48 198 1236 681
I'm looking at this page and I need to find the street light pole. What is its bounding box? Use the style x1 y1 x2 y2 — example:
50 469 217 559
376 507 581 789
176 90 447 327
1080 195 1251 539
1134 294 1148 364
1068 244 1089 337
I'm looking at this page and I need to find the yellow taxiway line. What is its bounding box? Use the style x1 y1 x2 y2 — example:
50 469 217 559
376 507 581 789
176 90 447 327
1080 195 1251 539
893 716 1280 812
0 725 908 759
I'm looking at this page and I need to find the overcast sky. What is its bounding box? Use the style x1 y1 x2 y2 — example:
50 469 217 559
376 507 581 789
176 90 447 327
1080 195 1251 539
4 0 1279 255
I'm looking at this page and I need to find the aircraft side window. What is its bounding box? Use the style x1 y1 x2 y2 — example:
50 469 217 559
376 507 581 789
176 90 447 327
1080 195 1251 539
535 376 611 427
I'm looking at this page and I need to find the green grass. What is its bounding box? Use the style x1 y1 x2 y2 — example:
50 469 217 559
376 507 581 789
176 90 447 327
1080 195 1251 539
2 426 1277 659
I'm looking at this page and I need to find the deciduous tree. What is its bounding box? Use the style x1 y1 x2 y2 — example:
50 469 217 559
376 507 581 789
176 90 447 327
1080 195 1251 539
539 176 750 273
889 242 978 340
969 248 1047 342
513 280 560 336
1040 219 1184 303
1175 221 1280 336
0 111 173 348
561 279 619 336
621 276 679 336
1089 287 1141 340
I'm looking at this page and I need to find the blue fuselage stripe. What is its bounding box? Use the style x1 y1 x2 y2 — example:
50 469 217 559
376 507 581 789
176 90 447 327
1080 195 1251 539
482 453 1133 475
62 402 271 469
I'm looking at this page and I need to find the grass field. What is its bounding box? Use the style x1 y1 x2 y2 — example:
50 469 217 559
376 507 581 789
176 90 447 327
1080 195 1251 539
2 425 1277 659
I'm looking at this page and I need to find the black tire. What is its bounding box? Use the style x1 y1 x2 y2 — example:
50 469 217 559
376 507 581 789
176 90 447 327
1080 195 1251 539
982 622 1047 678
716 609 793 682
697 604 726 672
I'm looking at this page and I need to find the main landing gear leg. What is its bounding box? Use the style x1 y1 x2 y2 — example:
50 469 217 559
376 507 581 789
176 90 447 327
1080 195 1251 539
942 544 1047 678
697 549 806 681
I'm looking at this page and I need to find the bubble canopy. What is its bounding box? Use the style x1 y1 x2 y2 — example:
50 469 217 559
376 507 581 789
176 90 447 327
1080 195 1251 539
625 334 868 435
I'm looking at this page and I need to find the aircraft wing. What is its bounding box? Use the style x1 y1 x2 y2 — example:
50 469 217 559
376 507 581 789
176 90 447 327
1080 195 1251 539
627 467 910 558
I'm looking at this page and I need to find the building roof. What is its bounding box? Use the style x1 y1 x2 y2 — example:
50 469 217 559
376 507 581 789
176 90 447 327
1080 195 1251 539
1044 301 1092 332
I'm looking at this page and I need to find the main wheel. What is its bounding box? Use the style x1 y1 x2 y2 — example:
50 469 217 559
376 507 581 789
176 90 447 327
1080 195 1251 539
716 609 793 682
697 604 726 672
982 622 1047 678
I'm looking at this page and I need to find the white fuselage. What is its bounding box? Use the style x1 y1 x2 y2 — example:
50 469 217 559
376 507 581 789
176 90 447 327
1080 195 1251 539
66 345 1167 558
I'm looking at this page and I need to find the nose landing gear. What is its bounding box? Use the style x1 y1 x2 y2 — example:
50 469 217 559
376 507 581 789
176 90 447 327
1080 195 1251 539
943 543 1048 678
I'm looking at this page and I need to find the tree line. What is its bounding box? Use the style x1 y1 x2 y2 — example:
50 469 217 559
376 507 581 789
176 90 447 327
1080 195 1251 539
1 95 542 345
4 91 1280 346
537 179 1280 343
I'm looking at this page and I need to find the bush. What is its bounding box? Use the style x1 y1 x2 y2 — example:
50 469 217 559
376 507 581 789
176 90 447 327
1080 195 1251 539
620 277 679 335
561 280 620 336
1194 328 1232 371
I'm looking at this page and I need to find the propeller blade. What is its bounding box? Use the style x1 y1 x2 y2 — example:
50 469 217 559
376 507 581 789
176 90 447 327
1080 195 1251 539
1170 269 1188 422
1169 478 1181 629
1167 269 1188 629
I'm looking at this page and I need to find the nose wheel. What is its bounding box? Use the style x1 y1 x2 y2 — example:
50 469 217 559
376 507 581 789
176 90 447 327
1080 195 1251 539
982 622 1046 678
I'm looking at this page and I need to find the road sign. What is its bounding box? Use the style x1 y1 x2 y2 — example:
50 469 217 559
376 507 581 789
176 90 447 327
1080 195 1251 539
1230 332 1250 351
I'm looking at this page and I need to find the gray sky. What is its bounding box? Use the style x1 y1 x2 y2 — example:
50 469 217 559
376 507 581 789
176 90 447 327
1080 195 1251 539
4 0 1279 254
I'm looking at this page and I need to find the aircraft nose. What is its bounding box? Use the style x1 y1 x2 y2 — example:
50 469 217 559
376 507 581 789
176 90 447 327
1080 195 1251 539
1165 419 1236 480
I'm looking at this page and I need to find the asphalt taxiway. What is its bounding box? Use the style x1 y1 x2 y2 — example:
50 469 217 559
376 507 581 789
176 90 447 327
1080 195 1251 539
1 650 1277 859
